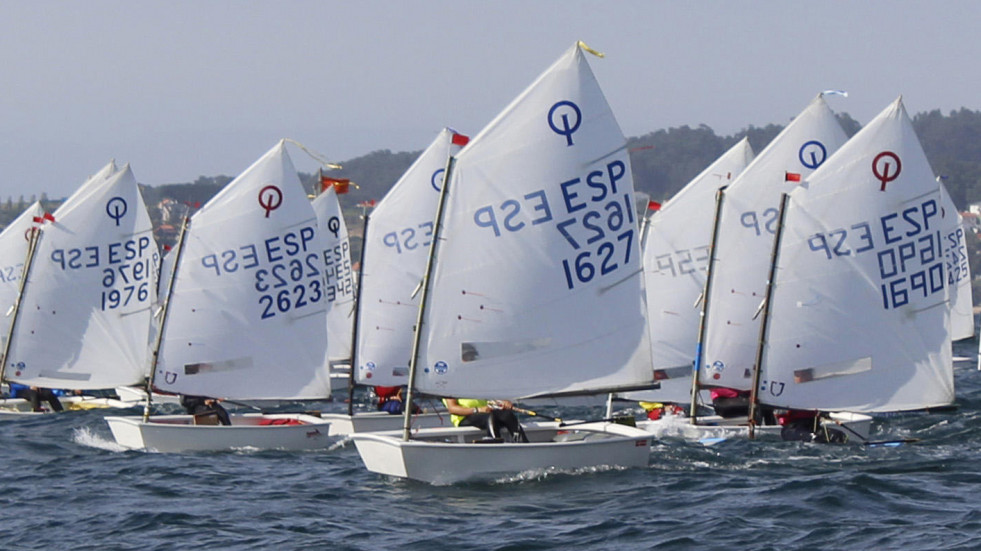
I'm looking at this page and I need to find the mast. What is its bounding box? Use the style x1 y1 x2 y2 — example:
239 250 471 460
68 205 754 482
747 192 790 439
142 215 190 422
688 186 727 423
402 155 456 441
346 212 370 416
0 223 43 385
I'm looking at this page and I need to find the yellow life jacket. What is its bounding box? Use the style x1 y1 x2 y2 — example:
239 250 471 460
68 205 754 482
443 398 487 426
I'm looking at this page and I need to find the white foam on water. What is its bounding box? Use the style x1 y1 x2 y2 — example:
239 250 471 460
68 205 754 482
72 426 129 452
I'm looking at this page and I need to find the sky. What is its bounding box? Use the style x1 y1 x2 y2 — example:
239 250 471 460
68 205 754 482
2 0 980 201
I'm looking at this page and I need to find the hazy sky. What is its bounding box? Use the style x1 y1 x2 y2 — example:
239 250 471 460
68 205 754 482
2 1 979 200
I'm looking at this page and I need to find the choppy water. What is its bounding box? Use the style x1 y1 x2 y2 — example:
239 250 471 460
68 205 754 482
3 340 981 550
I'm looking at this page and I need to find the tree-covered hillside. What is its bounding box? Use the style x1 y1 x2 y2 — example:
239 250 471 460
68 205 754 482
3 107 979 252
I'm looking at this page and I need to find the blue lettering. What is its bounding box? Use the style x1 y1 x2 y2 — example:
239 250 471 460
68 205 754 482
402 227 418 250
586 170 608 202
501 200 524 232
51 250 65 269
881 213 901 244
474 206 500 237
202 254 219 276
560 178 586 214
382 231 402 254
221 250 239 274
265 236 283 262
525 190 553 225
607 160 625 195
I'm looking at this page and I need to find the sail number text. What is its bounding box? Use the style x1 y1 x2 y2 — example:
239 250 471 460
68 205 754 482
804 198 944 310
324 241 354 302
471 159 638 290
48 236 156 312
198 225 326 320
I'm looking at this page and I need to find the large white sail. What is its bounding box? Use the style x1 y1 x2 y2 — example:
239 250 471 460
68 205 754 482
0 202 44 335
415 43 652 399
312 185 355 362
700 95 849 391
354 128 468 387
758 98 953 412
6 165 156 389
636 139 754 402
153 141 331 400
939 183 974 341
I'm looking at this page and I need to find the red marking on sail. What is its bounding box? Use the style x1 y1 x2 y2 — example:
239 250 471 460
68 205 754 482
42 212 56 222
451 133 470 146
357 199 377 208
648 201 662 212
32 216 43 223
785 172 801 182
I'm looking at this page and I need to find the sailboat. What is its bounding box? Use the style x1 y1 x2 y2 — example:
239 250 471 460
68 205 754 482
317 128 465 435
619 139 754 422
105 141 334 451
1 162 151 416
352 42 654 484
938 182 974 343
311 184 357 393
755 98 953 432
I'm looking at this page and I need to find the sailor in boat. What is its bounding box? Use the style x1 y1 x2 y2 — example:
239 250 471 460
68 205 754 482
710 387 751 417
711 387 776 424
443 398 529 443
8 383 64 412
374 385 421 415
776 409 847 444
179 395 231 426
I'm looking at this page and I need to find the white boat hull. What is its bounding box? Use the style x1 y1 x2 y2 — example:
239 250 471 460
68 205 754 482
105 413 332 452
353 421 652 484
320 411 451 436
1 396 137 418
637 411 873 443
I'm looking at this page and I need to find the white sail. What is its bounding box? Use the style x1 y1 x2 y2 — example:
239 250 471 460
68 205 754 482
312 185 355 362
635 139 754 402
415 43 652 399
700 95 849 391
758 97 953 412
0 202 44 335
939 183 974 341
355 128 468 386
153 141 331 400
6 165 156 389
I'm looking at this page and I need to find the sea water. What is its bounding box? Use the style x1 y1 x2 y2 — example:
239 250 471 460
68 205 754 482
3 339 980 550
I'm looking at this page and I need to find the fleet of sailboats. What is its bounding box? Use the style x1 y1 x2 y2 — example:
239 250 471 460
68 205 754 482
0 43 969 482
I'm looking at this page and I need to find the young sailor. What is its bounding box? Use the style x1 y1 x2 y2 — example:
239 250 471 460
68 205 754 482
443 398 528 442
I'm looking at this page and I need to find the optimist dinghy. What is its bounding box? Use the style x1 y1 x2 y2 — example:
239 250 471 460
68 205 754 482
106 141 333 452
352 42 655 483
1 162 153 417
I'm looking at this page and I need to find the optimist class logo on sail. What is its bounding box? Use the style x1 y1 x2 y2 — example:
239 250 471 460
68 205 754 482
471 100 637 290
